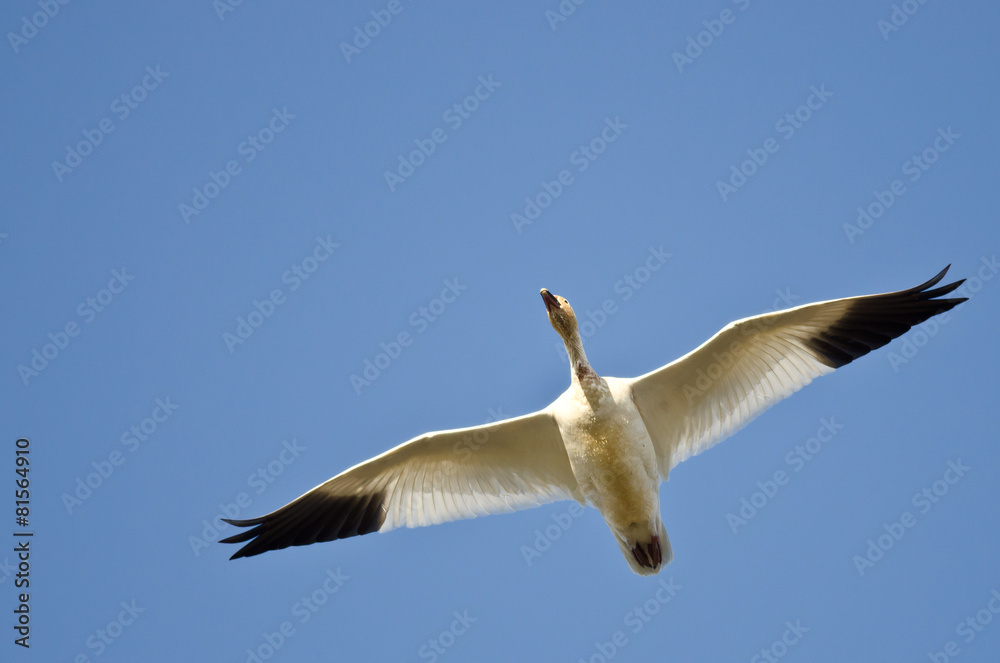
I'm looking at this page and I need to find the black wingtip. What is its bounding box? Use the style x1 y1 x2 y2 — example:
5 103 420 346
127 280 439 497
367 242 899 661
219 490 389 560
905 264 951 294
803 266 967 369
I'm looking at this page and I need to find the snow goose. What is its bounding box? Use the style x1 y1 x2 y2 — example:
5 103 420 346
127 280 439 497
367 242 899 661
221 266 966 574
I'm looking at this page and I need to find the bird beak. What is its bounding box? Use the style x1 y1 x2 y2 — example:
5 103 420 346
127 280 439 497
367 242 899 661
540 289 560 312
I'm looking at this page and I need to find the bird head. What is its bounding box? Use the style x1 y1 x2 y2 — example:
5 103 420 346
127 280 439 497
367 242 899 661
540 289 578 342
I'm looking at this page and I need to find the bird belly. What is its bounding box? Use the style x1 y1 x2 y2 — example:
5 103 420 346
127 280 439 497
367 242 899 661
556 381 660 534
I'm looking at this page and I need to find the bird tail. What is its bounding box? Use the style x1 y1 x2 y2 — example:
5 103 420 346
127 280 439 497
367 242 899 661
615 519 673 576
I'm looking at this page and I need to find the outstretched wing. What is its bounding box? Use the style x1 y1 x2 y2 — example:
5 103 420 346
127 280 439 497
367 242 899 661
629 266 966 477
221 409 581 559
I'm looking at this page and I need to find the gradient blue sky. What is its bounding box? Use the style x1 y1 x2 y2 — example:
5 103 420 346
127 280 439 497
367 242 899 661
3 1 999 661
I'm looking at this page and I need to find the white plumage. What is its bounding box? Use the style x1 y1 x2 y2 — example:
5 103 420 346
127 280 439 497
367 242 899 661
222 267 965 575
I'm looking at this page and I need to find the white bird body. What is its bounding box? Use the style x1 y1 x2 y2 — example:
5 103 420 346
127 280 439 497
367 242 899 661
550 374 668 573
222 267 966 575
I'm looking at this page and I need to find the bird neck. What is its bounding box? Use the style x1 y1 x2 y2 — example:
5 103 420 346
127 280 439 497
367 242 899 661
563 333 601 392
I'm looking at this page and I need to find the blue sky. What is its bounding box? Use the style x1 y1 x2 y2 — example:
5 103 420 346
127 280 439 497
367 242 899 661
2 0 999 661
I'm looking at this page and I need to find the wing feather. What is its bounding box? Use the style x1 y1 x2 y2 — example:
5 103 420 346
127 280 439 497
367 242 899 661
629 266 966 476
221 409 581 559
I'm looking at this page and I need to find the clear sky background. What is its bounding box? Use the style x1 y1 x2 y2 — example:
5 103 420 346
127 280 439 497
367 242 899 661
2 1 999 661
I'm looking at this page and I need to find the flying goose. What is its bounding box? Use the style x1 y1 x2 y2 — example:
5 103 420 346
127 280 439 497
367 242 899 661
221 267 965 574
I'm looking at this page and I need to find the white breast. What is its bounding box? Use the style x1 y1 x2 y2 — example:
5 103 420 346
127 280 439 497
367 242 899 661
551 376 660 532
